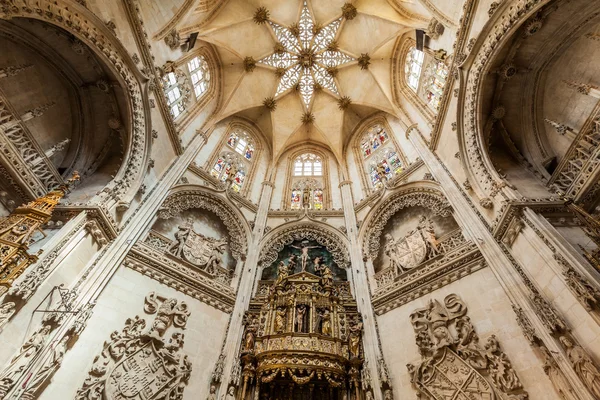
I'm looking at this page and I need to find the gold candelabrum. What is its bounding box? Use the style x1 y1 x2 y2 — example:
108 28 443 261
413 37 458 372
238 270 363 400
0 172 79 296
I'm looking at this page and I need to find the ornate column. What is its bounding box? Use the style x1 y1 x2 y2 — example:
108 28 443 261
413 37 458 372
339 180 384 400
0 133 208 399
216 179 274 396
407 126 596 400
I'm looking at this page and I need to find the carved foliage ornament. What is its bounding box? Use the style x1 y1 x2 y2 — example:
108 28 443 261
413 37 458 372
76 292 192 400
157 191 248 260
364 188 452 258
407 294 528 399
258 223 350 268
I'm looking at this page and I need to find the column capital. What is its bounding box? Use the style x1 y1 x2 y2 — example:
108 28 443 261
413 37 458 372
261 181 275 188
405 123 420 139
339 180 353 188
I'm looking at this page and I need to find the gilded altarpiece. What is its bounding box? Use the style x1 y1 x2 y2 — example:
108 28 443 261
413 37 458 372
238 245 363 400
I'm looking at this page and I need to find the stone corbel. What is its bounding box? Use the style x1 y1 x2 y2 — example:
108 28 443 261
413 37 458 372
84 219 109 248
501 216 524 247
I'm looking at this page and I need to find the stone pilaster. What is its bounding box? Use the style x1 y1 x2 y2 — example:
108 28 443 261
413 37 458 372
407 126 596 400
339 180 384 400
217 179 274 396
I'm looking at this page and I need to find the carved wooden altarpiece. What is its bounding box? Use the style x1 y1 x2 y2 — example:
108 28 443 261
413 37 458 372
238 269 363 400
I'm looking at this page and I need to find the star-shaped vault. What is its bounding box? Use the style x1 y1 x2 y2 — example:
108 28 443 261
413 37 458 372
258 1 355 109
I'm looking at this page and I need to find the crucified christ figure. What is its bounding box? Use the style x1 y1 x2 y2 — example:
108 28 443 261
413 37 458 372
290 242 321 272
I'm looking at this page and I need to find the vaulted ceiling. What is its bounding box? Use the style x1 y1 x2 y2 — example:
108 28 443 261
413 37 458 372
178 0 430 162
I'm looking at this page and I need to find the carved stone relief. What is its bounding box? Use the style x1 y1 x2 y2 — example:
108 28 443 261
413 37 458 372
76 292 192 400
407 294 528 399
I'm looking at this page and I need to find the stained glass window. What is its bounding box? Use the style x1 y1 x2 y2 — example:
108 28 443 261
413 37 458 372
163 72 186 118
188 56 211 99
226 129 255 161
369 150 403 188
290 180 324 210
423 60 449 110
293 153 322 176
361 124 390 159
211 153 246 192
405 47 424 91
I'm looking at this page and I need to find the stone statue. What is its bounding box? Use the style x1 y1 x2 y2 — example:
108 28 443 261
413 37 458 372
421 217 439 257
274 308 286 333
207 384 217 400
22 335 69 397
212 353 226 383
484 335 522 393
348 315 363 358
290 243 321 272
226 164 238 183
376 164 388 183
168 218 193 258
295 304 307 333
225 385 235 400
427 300 454 349
243 327 255 352
383 233 403 273
541 346 579 400
206 238 227 274
0 324 52 395
560 336 600 398
302 187 311 208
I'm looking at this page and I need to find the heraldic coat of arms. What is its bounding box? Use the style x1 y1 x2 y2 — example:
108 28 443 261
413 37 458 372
407 294 528 400
76 292 192 400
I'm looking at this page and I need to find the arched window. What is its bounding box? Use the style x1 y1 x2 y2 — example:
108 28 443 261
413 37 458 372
187 56 211 99
422 60 448 110
293 153 322 176
360 124 405 189
162 71 189 118
290 153 324 210
405 47 424 91
210 127 256 192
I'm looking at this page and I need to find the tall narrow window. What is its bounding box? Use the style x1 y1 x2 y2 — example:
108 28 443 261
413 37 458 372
290 153 324 210
187 56 211 99
210 128 256 192
423 60 449 110
360 124 405 189
163 72 187 118
405 47 424 91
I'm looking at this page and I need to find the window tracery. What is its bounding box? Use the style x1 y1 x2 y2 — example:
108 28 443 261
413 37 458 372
422 60 449 110
290 153 324 210
187 56 211 99
405 47 424 91
209 128 257 193
162 71 189 118
359 124 405 189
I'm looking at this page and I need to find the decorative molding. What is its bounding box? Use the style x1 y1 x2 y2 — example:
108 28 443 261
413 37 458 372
75 293 192 399
407 294 528 399
127 244 236 313
362 186 452 258
157 189 249 260
258 223 350 269
372 244 483 314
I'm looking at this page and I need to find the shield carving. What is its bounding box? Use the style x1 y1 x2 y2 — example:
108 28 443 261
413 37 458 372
395 231 427 269
105 341 177 400
182 230 213 266
416 348 495 400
